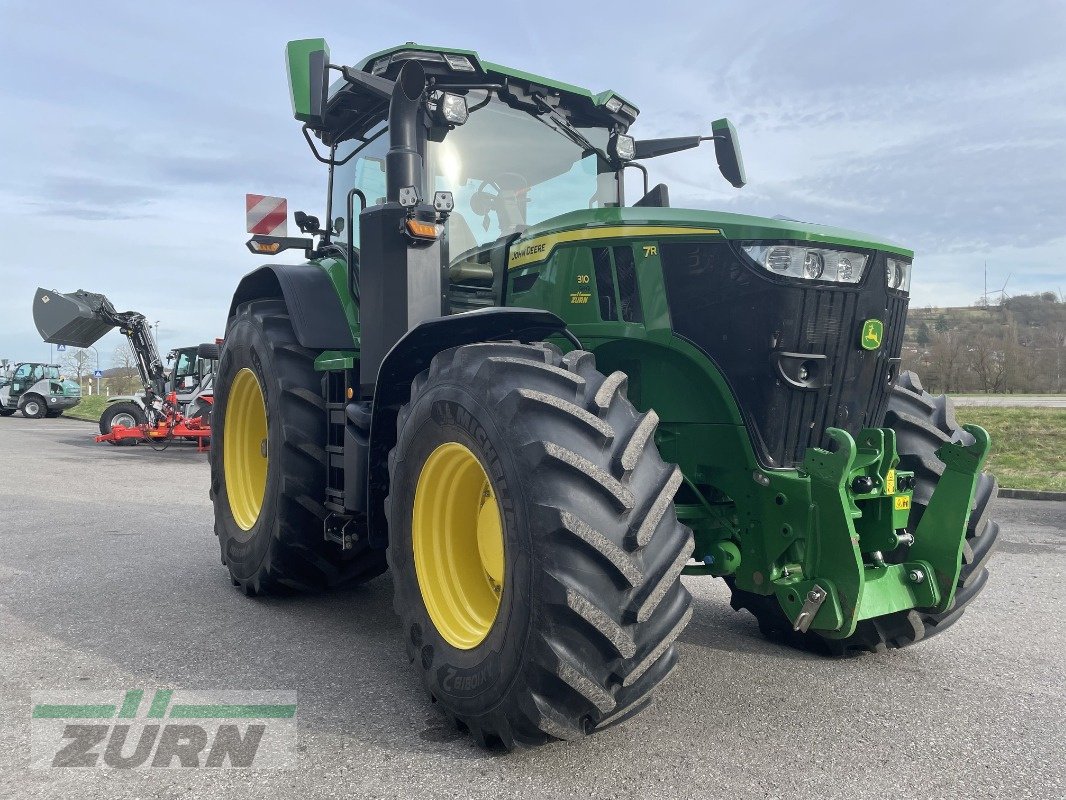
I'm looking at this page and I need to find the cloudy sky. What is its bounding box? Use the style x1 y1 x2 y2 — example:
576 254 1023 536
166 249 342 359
2 1 1064 366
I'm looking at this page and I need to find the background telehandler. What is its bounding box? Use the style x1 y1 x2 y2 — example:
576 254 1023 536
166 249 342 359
33 288 219 447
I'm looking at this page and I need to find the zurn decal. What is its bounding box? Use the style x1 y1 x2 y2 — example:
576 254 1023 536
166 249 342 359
571 272 592 304
30 689 297 769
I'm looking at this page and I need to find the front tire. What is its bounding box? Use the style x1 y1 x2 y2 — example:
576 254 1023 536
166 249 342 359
99 402 147 446
728 371 999 655
387 342 693 749
20 394 46 419
210 298 386 595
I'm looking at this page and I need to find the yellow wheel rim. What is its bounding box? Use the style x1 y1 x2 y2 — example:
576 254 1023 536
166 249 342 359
224 368 268 531
413 442 505 649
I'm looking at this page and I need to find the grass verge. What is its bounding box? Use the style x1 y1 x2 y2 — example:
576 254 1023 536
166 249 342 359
955 407 1066 492
65 395 107 423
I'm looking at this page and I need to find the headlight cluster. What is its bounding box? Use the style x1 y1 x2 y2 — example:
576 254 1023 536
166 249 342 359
885 257 912 292
742 244 869 284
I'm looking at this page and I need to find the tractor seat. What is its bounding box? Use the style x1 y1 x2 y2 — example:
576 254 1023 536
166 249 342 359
446 210 480 260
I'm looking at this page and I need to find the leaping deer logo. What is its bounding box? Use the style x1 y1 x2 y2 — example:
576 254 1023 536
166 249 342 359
862 320 883 349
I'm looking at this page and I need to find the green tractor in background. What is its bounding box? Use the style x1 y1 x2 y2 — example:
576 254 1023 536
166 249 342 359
211 40 998 749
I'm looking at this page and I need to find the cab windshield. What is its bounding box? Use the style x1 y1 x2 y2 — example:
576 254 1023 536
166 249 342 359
332 92 619 263
173 350 195 381
427 91 618 258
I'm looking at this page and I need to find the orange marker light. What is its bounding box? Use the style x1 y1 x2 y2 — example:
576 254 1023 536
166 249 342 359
250 241 281 254
405 219 438 239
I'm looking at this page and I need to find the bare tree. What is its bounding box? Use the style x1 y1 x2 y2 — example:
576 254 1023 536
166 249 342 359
111 344 141 395
968 330 1010 393
926 330 966 393
62 348 95 390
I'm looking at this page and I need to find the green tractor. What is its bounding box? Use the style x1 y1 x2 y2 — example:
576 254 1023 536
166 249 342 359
211 40 998 749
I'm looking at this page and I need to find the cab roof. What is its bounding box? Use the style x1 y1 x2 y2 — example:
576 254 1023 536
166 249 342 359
316 43 640 146
357 43 639 117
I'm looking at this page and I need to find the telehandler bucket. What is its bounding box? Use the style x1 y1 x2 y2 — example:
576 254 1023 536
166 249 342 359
33 287 116 347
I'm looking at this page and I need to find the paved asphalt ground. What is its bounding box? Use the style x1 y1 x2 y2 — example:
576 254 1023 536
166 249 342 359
1 416 1063 799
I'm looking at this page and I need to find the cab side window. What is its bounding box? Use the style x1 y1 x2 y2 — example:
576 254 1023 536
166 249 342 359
593 246 645 323
330 134 389 251
593 247 617 320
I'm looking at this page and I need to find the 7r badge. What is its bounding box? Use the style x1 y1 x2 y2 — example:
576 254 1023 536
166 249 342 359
860 319 883 350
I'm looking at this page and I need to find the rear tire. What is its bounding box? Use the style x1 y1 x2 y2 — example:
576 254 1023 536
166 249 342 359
210 298 386 595
0 408 14 417
99 402 147 446
387 342 693 749
728 371 999 656
197 342 221 361
20 394 46 419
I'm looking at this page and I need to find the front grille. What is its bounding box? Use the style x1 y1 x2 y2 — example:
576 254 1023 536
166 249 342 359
660 242 909 467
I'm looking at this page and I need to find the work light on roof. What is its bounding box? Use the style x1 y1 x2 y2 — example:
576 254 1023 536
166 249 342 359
443 53 475 71
609 133 636 162
429 91 468 126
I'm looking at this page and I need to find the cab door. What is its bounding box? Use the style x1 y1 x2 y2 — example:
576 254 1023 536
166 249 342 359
9 364 34 402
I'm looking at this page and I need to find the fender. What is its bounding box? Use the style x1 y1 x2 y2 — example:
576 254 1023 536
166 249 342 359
364 307 571 547
105 395 147 411
228 264 355 350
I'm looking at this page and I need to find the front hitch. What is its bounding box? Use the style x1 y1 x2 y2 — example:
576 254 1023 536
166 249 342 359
777 425 990 638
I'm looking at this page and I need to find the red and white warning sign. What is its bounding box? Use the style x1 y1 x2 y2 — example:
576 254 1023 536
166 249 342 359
246 194 288 236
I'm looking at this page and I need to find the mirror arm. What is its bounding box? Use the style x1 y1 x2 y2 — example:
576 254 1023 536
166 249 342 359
621 162 650 201
347 188 367 302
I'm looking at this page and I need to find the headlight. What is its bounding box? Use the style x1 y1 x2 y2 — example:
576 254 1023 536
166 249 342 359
886 257 912 292
609 133 635 161
429 91 468 126
439 93 468 125
742 244 869 284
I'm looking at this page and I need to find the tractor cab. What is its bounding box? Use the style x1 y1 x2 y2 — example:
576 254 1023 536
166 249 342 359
299 45 743 317
168 345 215 395
329 85 621 312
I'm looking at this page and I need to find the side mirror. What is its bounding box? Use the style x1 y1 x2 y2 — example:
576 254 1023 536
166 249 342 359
286 39 330 126
711 118 746 188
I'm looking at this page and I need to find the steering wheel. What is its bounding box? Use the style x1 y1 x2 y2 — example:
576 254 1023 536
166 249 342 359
470 179 501 220
470 174 530 231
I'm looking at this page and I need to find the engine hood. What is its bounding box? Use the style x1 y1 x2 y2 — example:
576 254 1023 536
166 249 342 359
515 207 913 259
